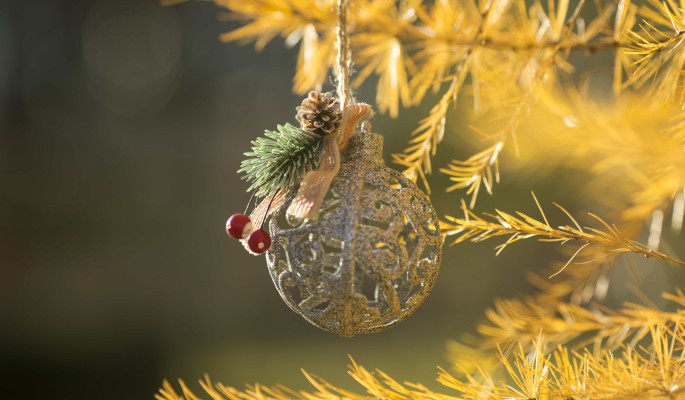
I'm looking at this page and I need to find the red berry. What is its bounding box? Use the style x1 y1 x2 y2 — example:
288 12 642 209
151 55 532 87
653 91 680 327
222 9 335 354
226 214 252 239
247 229 271 254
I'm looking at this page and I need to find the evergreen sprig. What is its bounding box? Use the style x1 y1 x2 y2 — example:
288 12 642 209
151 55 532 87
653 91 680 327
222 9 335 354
239 123 323 198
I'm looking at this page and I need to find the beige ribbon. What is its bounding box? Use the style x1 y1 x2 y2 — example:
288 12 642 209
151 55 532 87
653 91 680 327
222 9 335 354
286 103 373 221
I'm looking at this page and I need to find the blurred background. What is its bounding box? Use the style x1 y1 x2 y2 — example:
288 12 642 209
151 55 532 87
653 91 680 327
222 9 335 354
1 0 681 399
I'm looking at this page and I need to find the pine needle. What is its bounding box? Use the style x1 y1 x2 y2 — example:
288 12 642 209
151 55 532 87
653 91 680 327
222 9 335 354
238 123 324 198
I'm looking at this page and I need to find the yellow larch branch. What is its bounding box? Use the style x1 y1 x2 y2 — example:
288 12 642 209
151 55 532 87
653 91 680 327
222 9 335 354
441 196 685 267
212 0 623 108
440 138 502 208
533 91 685 227
216 0 335 51
392 64 469 192
440 0 596 206
624 0 685 104
471 290 685 353
392 1 499 191
159 321 685 400
199 0 685 123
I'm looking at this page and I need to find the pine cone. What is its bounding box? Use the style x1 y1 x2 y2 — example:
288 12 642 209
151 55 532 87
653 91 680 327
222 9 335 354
296 91 342 136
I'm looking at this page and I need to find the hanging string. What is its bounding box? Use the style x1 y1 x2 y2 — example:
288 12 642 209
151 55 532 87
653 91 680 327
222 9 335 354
334 0 373 150
336 0 352 108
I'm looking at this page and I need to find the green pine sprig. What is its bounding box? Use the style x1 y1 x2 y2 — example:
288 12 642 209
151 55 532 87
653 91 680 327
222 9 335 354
239 123 323 198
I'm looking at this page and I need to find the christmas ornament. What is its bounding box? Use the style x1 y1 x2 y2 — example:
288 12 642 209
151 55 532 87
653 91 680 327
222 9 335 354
225 94 443 335
224 0 442 336
265 125 443 337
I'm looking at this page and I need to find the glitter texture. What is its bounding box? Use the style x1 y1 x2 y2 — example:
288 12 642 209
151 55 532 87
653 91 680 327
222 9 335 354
266 130 443 337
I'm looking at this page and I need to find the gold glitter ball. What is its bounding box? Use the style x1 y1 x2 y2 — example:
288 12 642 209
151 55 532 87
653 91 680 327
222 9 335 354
266 129 443 337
